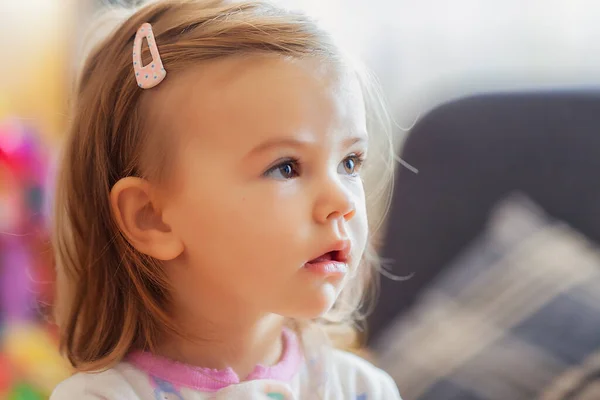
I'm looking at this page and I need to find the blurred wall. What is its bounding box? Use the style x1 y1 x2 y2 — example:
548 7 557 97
0 0 78 141
282 0 600 135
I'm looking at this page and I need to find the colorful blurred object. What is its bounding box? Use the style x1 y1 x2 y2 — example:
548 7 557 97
0 354 13 392
0 119 70 398
7 383 44 400
0 119 50 321
3 324 70 395
0 0 74 395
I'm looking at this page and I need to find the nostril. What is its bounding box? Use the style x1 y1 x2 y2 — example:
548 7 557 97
344 209 356 221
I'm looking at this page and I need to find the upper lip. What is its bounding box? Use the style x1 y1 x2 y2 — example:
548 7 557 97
307 239 352 263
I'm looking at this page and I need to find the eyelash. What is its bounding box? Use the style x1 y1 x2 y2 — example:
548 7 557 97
263 153 366 180
340 153 366 177
264 157 301 180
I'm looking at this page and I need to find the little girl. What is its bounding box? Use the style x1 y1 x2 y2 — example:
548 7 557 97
50 0 400 398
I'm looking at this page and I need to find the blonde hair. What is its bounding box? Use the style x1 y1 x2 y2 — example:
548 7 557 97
53 0 395 372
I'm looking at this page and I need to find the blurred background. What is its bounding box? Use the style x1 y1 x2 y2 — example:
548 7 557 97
2 0 600 399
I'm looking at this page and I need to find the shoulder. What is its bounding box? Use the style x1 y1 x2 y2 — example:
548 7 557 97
328 349 402 399
50 368 139 400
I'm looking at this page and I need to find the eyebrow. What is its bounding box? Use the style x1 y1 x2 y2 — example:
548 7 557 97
248 134 368 157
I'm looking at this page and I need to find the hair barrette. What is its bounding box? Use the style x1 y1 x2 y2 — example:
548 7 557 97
133 23 166 89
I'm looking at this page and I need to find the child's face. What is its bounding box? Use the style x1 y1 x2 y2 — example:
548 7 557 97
157 56 368 320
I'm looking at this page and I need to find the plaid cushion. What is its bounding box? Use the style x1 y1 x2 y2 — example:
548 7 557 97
540 350 600 400
374 194 600 400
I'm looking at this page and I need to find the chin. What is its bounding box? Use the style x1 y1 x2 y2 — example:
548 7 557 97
275 283 339 319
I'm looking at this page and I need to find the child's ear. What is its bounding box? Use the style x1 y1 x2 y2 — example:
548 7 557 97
110 177 184 260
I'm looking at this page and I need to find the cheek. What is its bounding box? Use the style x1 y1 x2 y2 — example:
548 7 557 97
169 179 304 270
350 181 369 239
352 203 369 257
345 187 369 272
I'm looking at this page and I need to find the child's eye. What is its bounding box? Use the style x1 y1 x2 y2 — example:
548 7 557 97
264 159 300 180
338 154 365 176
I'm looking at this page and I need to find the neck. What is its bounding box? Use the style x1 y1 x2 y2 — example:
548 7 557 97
159 310 286 379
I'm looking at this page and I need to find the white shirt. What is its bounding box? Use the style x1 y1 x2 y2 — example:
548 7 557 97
51 329 401 400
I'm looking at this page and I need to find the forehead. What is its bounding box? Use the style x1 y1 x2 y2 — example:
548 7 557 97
152 55 366 149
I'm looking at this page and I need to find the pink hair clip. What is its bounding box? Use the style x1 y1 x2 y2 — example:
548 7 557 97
133 23 166 89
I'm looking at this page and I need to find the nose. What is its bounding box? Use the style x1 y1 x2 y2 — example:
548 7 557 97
313 175 356 224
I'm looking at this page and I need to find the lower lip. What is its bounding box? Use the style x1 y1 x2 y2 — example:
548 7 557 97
303 261 348 277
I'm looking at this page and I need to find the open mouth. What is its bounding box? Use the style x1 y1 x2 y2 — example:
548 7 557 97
307 250 347 264
304 242 351 277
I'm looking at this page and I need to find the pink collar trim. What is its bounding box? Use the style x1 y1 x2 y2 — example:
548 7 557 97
127 328 302 392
